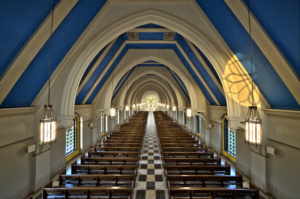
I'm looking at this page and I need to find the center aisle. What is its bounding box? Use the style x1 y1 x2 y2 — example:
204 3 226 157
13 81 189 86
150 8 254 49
134 111 168 199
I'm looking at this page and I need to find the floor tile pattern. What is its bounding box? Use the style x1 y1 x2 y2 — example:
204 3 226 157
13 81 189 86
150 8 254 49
134 112 168 199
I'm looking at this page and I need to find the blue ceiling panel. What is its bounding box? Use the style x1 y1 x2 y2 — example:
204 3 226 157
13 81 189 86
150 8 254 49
167 82 176 94
138 23 163 28
113 71 128 94
194 45 221 84
85 45 129 104
76 36 124 104
1 0 107 108
0 0 60 78
167 68 190 102
196 0 300 109
81 46 106 83
138 32 164 40
177 35 226 105
112 67 135 101
243 0 300 78
137 64 165 66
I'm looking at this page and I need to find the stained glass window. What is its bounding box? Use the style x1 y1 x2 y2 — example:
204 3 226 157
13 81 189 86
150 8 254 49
66 116 78 156
224 118 236 157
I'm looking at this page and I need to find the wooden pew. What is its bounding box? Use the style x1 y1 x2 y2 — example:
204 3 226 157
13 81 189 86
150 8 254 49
163 158 221 166
168 184 259 199
59 169 136 188
159 140 199 144
96 143 142 147
160 143 203 148
81 155 139 166
88 150 140 158
94 147 141 152
43 180 133 199
103 139 143 143
166 173 243 188
161 147 207 153
162 152 214 158
71 162 137 175
164 163 231 176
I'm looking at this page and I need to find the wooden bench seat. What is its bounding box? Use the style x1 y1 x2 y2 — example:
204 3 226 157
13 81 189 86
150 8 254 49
159 137 196 141
94 147 141 152
168 186 259 199
161 147 207 152
103 140 143 143
59 170 136 188
96 143 142 147
81 156 139 166
163 158 221 166
160 143 203 148
159 140 199 144
166 173 243 188
164 164 231 176
105 137 143 141
43 180 133 199
71 163 137 175
162 152 213 158
88 150 140 158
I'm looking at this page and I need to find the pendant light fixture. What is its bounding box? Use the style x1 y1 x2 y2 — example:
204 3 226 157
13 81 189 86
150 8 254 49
110 49 116 117
40 0 57 145
186 50 192 118
245 0 262 146
125 72 129 112
186 104 192 118
172 106 176 111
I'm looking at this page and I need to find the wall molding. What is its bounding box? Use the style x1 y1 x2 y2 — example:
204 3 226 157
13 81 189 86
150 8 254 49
262 109 300 118
0 107 39 117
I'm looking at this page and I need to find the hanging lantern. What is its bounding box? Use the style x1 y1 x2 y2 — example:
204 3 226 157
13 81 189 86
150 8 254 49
133 104 135 108
125 105 129 111
244 0 262 146
163 104 165 107
40 1 56 145
40 105 56 144
187 108 192 117
245 106 262 145
167 105 169 109
173 106 176 111
110 107 115 117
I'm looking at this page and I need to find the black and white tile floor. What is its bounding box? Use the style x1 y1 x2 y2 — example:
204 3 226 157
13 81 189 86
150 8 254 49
134 112 168 199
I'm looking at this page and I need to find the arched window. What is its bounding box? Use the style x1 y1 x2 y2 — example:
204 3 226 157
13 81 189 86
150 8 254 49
66 113 80 161
223 116 236 161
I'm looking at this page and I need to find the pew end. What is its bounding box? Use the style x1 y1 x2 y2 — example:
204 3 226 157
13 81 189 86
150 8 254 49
42 180 52 199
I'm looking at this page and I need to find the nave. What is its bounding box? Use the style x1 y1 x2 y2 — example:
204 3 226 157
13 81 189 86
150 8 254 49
42 111 264 199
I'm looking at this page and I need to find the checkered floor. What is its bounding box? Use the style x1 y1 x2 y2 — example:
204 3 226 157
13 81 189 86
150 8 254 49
134 112 168 199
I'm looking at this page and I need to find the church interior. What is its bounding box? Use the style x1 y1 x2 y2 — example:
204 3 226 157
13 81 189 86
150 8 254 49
0 0 299 199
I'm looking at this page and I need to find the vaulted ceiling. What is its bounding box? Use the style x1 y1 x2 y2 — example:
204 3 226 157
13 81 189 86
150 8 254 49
0 0 299 111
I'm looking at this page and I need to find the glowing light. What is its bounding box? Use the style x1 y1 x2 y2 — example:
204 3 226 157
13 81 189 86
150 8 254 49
110 108 115 117
245 106 262 145
40 105 56 144
167 105 169 109
173 106 176 111
187 108 191 117
125 106 129 111
133 104 135 108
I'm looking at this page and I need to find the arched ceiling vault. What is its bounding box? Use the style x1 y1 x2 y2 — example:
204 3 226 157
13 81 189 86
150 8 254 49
1 0 299 125
109 66 190 111
125 80 175 106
